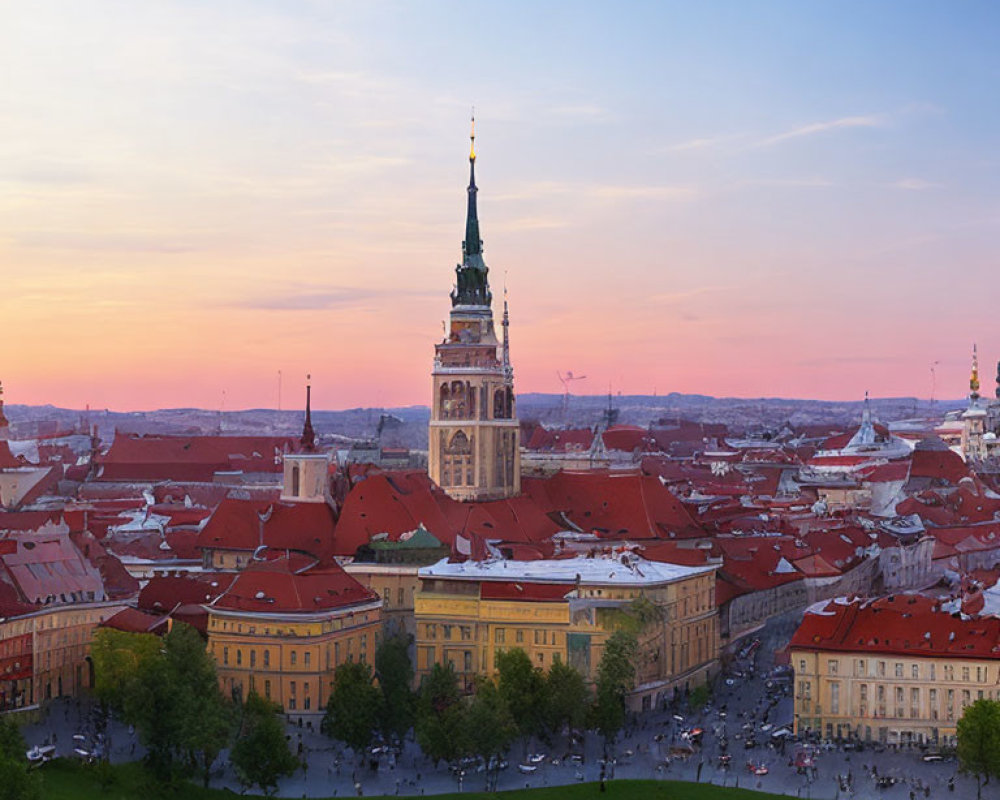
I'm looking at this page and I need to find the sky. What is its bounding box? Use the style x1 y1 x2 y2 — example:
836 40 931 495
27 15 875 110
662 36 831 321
2 0 999 412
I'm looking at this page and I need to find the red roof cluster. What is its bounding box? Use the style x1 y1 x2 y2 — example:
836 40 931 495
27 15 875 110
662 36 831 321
211 557 376 614
791 594 1000 660
196 497 337 561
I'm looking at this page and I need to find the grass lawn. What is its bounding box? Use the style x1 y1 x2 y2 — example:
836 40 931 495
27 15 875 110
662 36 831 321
38 759 790 800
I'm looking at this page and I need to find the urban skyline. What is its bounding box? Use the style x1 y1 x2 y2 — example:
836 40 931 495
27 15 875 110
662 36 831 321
3 1 999 411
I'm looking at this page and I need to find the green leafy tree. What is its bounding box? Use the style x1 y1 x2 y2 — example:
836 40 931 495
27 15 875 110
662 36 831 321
543 657 589 739
374 634 415 743
0 717 40 800
89 628 162 710
416 663 465 766
165 623 232 786
322 660 382 758
231 691 298 797
590 631 637 750
957 698 1000 800
689 684 710 711
496 648 546 745
462 679 518 791
93 622 232 784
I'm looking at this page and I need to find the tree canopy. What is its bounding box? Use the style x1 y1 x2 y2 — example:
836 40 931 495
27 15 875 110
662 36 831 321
374 633 415 743
416 663 465 766
0 717 39 800
957 698 1000 800
231 691 298 797
462 678 517 791
496 648 546 742
590 631 637 747
322 660 382 755
543 656 589 738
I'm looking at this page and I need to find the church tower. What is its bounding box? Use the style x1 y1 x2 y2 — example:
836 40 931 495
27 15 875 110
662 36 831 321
428 118 520 501
961 344 988 462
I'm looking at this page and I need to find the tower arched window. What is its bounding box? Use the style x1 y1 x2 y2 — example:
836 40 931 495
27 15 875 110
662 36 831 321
291 465 300 496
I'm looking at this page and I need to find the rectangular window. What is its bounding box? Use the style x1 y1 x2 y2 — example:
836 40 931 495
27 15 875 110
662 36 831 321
828 659 838 675
289 698 296 710
383 587 391 608
963 667 971 682
443 625 452 640
250 650 256 668
290 681 296 695
878 661 886 677
912 664 919 679
895 663 903 678
291 651 297 666
224 647 229 665
237 650 242 666
304 651 311 666
398 587 404 607
856 659 865 676
831 683 840 714
264 680 271 698
263 650 270 668
464 651 472 671
930 663 936 680
427 624 436 640
800 660 807 673
494 628 505 644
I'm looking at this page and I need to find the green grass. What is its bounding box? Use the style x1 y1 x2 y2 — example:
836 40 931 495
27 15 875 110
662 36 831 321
39 760 790 800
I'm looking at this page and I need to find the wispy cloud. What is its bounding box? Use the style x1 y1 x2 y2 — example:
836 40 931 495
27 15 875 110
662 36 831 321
754 115 885 147
659 134 745 153
13 232 201 253
494 181 697 203
231 287 438 311
891 178 942 191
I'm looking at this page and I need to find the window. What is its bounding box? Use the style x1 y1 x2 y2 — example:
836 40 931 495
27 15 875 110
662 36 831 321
495 628 505 644
930 663 936 680
398 587 404 607
464 651 472 671
828 659 838 675
443 625 452 640
427 624 436 640
264 680 271 698
799 660 807 673
963 667 971 682
304 651 310 666
250 650 256 668
236 650 242 666
383 587 391 608
831 683 840 714
223 647 229 665
288 698 296 710
291 651 297 666
895 663 903 678
290 681 296 696
856 659 865 676
878 661 886 677
263 650 270 668
930 689 938 720
912 664 919 679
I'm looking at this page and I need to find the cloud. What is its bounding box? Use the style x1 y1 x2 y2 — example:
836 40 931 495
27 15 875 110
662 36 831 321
659 134 744 153
494 181 697 204
231 287 438 311
13 232 199 253
755 115 885 147
891 178 942 191
549 104 611 120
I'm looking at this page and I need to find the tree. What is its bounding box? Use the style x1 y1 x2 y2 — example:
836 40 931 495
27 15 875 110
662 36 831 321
89 628 162 710
322 660 382 758
590 631 637 750
416 663 465 766
496 648 546 745
374 634 415 743
231 691 298 797
689 684 710 711
0 717 40 800
93 622 232 784
957 698 1000 800
165 623 232 786
462 679 517 791
543 657 589 740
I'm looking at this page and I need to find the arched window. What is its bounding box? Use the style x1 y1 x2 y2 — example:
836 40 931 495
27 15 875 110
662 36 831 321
291 465 300 496
494 389 505 419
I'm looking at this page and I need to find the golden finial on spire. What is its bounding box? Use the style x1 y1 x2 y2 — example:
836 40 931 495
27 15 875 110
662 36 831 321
470 107 476 161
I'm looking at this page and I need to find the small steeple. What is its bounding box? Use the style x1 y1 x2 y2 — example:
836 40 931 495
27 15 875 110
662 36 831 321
502 282 512 379
464 110 482 262
971 344 981 402
300 375 316 452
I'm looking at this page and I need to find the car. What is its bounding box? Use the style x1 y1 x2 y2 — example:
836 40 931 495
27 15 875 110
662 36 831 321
922 753 944 762
744 738 757 749
528 753 546 764
517 764 538 774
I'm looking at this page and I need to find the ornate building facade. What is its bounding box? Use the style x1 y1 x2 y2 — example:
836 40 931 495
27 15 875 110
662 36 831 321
428 121 520 501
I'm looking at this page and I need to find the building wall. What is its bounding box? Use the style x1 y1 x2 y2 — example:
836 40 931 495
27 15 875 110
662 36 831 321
791 647 1000 745
207 603 381 717
414 571 719 706
343 563 420 641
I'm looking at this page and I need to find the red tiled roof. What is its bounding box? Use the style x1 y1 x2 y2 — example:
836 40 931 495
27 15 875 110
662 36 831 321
98 433 298 482
821 424 891 450
0 442 21 469
909 448 970 485
791 595 1000 660
196 497 337 561
100 607 167 635
523 470 702 539
139 573 236 612
211 557 376 614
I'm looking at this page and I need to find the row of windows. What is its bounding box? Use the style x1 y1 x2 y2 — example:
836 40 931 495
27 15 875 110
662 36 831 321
222 636 368 669
820 658 990 683
382 587 409 609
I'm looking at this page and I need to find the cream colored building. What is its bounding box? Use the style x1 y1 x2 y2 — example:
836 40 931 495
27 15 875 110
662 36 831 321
414 552 719 710
791 595 1000 745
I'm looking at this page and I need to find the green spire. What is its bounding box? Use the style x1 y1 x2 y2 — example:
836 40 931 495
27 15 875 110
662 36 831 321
452 112 492 307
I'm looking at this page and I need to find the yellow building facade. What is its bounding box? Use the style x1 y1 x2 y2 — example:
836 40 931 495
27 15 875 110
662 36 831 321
205 558 382 719
790 595 1000 746
414 553 718 710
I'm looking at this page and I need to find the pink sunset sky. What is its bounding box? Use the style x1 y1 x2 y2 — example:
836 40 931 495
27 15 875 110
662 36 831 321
2 2 998 412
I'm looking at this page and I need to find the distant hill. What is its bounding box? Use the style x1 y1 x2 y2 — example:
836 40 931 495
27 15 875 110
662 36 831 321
4 393 964 451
